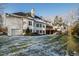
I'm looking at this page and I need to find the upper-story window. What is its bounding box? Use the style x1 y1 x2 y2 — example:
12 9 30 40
43 25 45 28
29 21 32 26
40 24 42 27
36 23 39 27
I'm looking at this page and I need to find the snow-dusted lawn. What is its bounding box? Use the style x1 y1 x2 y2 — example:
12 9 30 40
0 34 65 56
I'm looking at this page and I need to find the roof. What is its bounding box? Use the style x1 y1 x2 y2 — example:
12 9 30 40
6 13 24 18
13 12 31 17
33 19 46 24
13 12 42 19
5 12 46 24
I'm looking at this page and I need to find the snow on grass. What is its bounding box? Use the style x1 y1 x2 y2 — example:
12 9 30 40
0 34 66 56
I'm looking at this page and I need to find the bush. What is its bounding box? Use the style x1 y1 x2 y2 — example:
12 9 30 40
24 27 32 36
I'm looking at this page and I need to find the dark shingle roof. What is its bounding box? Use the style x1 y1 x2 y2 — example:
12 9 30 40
13 12 28 16
35 15 41 19
13 12 42 19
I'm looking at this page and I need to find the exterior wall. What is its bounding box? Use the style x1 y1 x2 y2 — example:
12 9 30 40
28 19 34 32
23 18 28 29
4 16 46 36
5 16 23 36
23 18 46 35
33 21 46 34
1 14 6 27
1 13 47 36
46 25 53 34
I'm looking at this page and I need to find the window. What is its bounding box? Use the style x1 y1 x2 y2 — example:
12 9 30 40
43 31 45 34
29 21 32 26
36 23 39 27
40 24 42 27
40 30 42 33
36 30 39 33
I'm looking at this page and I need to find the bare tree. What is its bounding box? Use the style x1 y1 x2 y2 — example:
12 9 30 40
0 4 5 27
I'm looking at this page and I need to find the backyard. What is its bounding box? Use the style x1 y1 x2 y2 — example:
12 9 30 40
0 33 66 56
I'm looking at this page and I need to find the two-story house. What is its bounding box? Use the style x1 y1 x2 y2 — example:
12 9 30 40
2 9 46 36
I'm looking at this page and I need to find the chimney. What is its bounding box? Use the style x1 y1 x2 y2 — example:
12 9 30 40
31 8 35 17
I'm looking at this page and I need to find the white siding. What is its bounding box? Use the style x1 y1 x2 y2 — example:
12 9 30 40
33 22 46 34
5 16 23 36
23 18 28 29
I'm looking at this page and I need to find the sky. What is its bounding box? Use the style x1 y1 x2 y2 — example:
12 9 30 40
2 3 79 17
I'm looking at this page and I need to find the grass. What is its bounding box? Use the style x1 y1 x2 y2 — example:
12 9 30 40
9 43 28 53
48 34 62 43
0 36 12 46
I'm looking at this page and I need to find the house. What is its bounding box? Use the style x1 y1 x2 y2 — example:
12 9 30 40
1 9 46 36
4 13 23 36
0 8 68 36
44 20 53 34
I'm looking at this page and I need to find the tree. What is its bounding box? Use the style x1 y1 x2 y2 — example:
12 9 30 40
54 16 64 26
0 4 5 27
26 27 30 33
64 20 79 55
72 21 79 36
24 27 31 35
54 16 59 25
59 17 63 26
